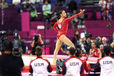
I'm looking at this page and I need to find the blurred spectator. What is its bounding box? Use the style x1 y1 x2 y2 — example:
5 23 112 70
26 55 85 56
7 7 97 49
29 46 52 76
99 0 112 20
89 42 101 58
31 34 44 55
81 37 86 53
0 0 8 8
29 0 36 4
66 0 77 13
107 0 112 20
110 42 114 57
78 12 87 27
75 48 82 58
12 0 21 5
79 38 86 53
21 0 30 11
80 30 86 39
95 36 102 48
50 11 58 27
109 32 114 44
101 0 112 20
0 51 1 55
72 30 80 48
71 10 79 28
29 4 38 21
84 37 91 54
17 35 26 54
36 0 44 5
91 37 96 43
37 0 44 3
0 30 8 54
20 40 26 54
12 33 23 56
110 42 114 48
13 0 22 8
57 0 65 6
42 0 52 22
102 37 107 47
99 0 106 20
60 43 70 54
85 32 92 39
29 0 44 4
22 0 29 4
0 39 24 76
99 44 105 57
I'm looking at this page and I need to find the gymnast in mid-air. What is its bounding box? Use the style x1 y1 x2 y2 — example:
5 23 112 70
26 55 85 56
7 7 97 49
53 9 85 64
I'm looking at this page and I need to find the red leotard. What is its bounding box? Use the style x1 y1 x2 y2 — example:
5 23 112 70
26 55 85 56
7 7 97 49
89 48 100 57
53 14 80 39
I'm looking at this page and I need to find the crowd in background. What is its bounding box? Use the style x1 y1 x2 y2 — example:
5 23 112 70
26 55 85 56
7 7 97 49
0 30 113 58
0 0 113 28
0 0 79 8
99 0 113 20
60 30 114 58
0 0 78 26
29 30 114 59
71 31 114 58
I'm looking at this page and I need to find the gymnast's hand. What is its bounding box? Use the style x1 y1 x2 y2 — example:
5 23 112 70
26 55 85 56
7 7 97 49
79 9 85 15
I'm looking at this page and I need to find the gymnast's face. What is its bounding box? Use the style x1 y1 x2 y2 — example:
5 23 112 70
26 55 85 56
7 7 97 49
60 10 67 18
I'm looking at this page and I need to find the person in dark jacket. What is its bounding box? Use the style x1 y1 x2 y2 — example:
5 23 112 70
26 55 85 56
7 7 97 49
72 30 80 48
109 32 114 44
0 39 24 76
